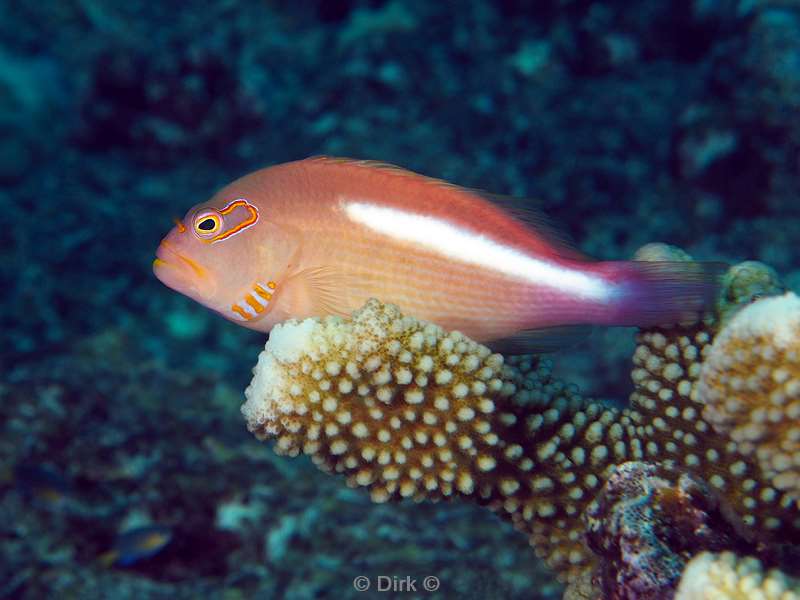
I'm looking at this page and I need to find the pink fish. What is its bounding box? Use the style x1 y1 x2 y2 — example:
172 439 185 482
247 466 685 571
154 157 721 350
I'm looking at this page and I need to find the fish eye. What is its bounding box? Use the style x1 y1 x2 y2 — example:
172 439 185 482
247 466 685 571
192 211 222 238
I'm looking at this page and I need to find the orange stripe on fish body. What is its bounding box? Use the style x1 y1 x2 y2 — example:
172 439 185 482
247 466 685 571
245 293 265 314
231 304 250 320
230 282 278 321
254 283 274 301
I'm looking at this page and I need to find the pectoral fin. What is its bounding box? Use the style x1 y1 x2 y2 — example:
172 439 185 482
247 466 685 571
288 266 376 318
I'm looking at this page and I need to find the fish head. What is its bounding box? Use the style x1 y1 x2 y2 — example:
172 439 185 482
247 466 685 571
154 195 300 329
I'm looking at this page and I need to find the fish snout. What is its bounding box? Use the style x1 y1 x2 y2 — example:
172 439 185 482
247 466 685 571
153 241 215 299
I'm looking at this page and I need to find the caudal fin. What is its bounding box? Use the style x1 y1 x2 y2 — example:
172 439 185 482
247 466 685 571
603 260 727 327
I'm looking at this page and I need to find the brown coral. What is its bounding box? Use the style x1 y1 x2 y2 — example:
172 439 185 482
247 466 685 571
243 299 609 578
715 260 785 325
699 292 800 500
243 300 513 504
241 257 800 591
625 320 800 541
675 551 800 600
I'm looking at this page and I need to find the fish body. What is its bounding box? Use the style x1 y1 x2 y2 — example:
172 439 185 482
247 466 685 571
155 157 721 346
100 525 172 567
14 464 73 511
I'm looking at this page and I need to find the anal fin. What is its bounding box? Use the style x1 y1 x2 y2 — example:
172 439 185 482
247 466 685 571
488 325 592 355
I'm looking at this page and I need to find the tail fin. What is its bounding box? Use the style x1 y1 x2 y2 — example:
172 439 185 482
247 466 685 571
602 260 727 327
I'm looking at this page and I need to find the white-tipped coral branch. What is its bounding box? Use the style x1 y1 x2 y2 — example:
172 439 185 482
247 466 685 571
676 551 800 600
242 298 607 578
243 298 510 503
699 292 800 499
242 257 800 592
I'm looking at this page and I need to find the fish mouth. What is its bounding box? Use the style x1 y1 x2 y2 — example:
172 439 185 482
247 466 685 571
153 241 214 298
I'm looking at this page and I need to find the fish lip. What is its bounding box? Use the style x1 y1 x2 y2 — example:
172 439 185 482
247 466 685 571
153 242 215 297
154 241 174 267
153 243 183 279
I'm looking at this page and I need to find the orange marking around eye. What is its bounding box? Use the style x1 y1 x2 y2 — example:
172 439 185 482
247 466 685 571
212 199 259 243
232 305 249 319
219 200 247 215
173 218 187 233
245 294 265 313
254 284 273 301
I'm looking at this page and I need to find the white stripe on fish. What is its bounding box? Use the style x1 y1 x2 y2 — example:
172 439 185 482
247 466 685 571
342 200 611 301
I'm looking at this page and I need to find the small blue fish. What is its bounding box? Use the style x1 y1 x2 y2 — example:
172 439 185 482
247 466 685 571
14 464 73 511
100 525 173 567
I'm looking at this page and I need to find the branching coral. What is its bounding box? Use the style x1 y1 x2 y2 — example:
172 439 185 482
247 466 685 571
622 251 799 546
699 293 800 500
242 298 607 578
675 551 800 600
626 315 800 544
715 260 785 325
241 250 800 597
243 301 515 505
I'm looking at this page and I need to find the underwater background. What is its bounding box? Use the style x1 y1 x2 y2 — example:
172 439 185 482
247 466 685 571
2 1 799 598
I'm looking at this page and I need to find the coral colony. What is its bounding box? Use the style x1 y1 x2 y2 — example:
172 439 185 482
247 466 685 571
241 245 800 599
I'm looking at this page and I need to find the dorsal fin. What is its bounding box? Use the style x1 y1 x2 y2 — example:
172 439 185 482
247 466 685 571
306 155 462 189
475 191 587 261
306 156 587 261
